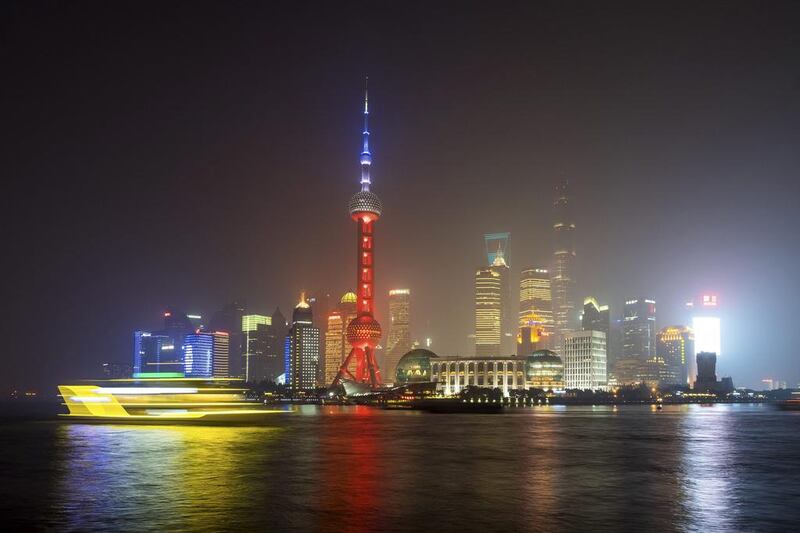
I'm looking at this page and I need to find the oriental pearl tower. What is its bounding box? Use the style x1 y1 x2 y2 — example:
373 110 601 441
332 79 383 389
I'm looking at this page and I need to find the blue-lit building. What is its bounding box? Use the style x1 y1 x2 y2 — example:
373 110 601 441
184 331 230 378
133 331 177 376
132 309 202 377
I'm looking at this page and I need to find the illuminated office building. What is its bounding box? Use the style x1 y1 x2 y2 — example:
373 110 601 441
475 266 502 356
286 293 321 390
551 181 578 341
688 293 721 384
582 297 610 339
332 83 383 388
241 314 272 382
132 331 174 376
519 267 554 349
324 310 344 385
657 326 694 386
525 350 564 390
267 307 289 382
385 289 411 384
209 302 245 378
562 330 607 391
485 235 514 354
183 331 229 378
617 298 657 384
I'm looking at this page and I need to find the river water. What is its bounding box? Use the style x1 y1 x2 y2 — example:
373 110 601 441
1 404 799 532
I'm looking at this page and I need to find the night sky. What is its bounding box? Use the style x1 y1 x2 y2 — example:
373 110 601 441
3 1 799 392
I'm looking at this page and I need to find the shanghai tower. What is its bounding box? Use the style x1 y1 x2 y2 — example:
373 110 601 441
332 80 383 388
551 180 577 345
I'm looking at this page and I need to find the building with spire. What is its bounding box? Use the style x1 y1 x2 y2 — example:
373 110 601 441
285 293 320 390
385 289 411 384
332 80 383 388
551 181 578 347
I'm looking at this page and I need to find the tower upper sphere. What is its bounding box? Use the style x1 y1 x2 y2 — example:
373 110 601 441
349 189 383 216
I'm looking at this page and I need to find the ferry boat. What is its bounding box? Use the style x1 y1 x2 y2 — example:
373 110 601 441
58 377 290 424
776 391 800 411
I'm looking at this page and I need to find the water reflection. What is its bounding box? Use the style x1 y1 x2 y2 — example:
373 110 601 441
678 405 738 531
26 405 800 531
53 424 282 531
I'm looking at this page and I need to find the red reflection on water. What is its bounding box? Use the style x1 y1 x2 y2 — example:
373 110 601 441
318 406 382 533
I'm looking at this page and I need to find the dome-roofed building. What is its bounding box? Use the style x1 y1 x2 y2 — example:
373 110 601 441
525 349 564 390
340 291 357 305
395 348 438 385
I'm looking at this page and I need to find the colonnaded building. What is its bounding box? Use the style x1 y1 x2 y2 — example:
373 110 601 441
394 348 572 397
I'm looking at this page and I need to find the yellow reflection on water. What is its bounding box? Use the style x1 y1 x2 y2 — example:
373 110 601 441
54 423 282 530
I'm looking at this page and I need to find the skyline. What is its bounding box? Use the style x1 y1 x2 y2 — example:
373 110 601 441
4 1 800 391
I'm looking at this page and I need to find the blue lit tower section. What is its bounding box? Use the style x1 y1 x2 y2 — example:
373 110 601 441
133 330 174 376
333 80 383 388
184 333 213 377
183 331 230 378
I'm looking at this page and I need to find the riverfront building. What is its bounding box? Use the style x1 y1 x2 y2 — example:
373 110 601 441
562 330 607 391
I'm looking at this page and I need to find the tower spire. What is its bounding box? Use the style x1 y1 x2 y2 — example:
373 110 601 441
360 76 371 191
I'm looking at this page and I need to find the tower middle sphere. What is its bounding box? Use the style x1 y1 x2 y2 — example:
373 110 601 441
346 314 382 349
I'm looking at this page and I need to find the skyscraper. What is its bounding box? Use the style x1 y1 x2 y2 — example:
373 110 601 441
132 331 174 377
267 307 289 382
617 298 657 384
475 266 502 356
332 82 383 388
324 310 344 385
242 314 272 382
385 289 411 384
688 293 721 384
551 181 578 343
209 302 245 378
582 297 610 338
657 325 694 386
562 330 607 391
184 331 229 378
519 267 554 342
286 293 320 390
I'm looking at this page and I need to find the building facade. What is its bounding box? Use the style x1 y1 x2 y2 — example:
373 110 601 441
286 294 321 390
551 181 578 342
385 288 411 385
563 330 607 391
617 297 657 384
475 267 502 356
183 331 229 378
657 325 694 386
519 267 554 349
241 314 272 382
431 356 527 397
324 310 344 385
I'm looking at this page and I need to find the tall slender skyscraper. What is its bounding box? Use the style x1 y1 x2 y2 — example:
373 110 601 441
286 293 320 390
333 80 383 388
551 181 578 344
475 266 502 356
385 289 411 384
